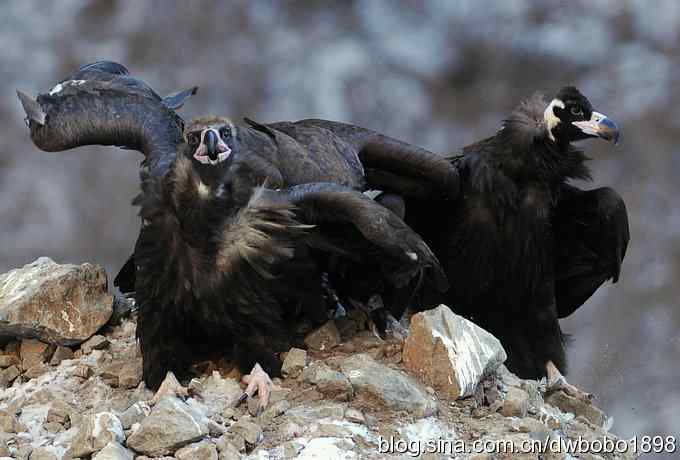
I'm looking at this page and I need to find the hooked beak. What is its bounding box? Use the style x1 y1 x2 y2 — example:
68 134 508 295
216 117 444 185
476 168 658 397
204 129 218 160
572 111 620 144
17 90 46 126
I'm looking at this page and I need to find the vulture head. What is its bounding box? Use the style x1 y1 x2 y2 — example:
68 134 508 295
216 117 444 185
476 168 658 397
543 86 620 145
184 116 236 166
17 61 198 175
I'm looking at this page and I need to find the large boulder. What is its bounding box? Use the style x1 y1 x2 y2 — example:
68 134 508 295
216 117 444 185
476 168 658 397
403 305 507 399
0 257 113 345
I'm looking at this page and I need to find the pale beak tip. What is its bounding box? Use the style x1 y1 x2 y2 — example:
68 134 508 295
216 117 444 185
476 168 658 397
17 90 46 126
599 117 620 145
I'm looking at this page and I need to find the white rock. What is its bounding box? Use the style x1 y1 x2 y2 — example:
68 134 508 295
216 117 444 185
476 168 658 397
403 305 507 399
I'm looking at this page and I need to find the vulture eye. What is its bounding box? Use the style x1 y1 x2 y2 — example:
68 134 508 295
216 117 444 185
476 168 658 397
220 127 231 140
570 106 583 117
187 132 199 146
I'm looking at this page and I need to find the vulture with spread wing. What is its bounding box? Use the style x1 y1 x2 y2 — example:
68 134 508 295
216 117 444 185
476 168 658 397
18 62 448 409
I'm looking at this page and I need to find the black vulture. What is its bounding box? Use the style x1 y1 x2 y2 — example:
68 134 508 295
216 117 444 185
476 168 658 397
133 149 445 410
18 62 448 408
404 87 628 398
111 114 460 296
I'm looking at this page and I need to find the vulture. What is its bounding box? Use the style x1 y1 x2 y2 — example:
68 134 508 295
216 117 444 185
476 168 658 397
18 62 448 408
19 61 628 401
403 87 628 398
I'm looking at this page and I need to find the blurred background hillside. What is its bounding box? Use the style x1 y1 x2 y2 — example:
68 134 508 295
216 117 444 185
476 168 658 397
1 0 678 444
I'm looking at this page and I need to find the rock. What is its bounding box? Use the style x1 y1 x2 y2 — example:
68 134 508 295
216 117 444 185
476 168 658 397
117 402 150 430
281 348 307 377
302 362 353 401
200 372 243 412
500 387 530 417
23 362 49 379
80 335 109 354
221 433 246 453
65 412 125 459
403 305 507 399
117 361 142 389
28 447 57 460
0 365 20 388
304 321 341 351
20 339 55 369
340 353 438 417
0 354 20 368
344 408 366 424
126 396 209 456
0 438 8 457
230 419 262 446
545 392 607 427
72 364 93 379
16 446 33 460
92 442 134 460
100 370 119 387
49 346 74 365
261 400 290 420
496 364 523 387
42 421 64 433
0 258 113 345
217 441 242 460
47 400 73 426
175 441 218 460
0 411 23 433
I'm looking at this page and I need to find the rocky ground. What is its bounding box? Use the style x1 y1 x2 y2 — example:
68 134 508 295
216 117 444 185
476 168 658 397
0 259 638 459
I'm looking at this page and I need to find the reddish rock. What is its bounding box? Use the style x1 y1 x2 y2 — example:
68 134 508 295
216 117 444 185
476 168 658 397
403 305 506 399
20 338 55 369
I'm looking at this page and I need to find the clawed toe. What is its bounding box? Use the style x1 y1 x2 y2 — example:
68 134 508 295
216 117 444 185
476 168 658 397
545 360 593 403
232 363 273 415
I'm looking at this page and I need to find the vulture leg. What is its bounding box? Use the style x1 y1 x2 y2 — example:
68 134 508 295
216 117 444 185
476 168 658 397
348 295 387 340
151 371 189 404
553 186 630 318
546 360 593 402
234 363 274 415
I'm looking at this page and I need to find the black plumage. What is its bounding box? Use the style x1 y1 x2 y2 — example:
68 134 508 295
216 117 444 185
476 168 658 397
404 88 628 391
18 62 448 397
133 148 446 393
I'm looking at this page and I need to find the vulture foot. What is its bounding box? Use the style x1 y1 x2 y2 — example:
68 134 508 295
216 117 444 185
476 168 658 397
546 360 593 402
233 363 273 415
